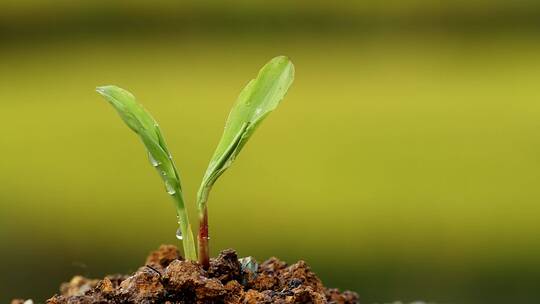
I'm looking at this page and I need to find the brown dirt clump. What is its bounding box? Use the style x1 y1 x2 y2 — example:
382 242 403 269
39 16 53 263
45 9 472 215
145 244 183 271
35 245 359 304
207 248 243 283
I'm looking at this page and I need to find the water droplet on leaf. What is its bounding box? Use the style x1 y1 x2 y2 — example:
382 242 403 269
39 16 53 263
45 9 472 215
176 227 183 240
148 152 160 167
165 181 176 195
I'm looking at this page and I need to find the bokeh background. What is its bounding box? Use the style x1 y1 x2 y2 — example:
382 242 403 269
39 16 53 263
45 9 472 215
2 1 540 303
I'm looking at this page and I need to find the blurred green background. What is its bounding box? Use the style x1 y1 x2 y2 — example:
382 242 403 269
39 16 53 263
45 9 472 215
2 1 540 303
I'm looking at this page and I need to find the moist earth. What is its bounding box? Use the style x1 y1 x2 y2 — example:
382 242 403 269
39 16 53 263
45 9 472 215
13 245 359 304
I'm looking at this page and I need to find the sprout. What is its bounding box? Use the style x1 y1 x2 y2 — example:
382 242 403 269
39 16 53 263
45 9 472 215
196 56 294 267
96 85 197 261
96 56 294 266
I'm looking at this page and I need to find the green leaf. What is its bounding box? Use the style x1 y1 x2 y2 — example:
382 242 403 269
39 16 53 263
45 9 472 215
96 86 176 185
96 85 197 260
197 56 295 211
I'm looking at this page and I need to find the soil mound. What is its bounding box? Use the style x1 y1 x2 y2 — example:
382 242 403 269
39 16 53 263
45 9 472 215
20 245 359 304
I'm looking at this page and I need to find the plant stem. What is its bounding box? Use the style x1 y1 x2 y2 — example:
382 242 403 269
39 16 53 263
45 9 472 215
198 207 210 269
172 192 198 261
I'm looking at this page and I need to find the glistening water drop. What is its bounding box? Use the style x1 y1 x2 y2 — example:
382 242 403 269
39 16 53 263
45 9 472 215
176 227 183 240
165 181 176 195
148 152 160 167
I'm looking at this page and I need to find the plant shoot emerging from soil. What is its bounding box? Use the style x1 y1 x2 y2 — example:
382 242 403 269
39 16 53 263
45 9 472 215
96 56 295 266
196 56 294 267
96 85 197 260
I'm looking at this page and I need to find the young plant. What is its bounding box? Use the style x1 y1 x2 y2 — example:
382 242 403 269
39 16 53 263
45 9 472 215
96 85 197 260
196 56 294 267
96 56 295 266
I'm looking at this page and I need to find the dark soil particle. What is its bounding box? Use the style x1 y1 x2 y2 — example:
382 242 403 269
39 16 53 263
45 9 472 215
207 249 243 283
42 245 359 304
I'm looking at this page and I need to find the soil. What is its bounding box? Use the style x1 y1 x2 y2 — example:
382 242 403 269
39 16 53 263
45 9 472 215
13 245 359 304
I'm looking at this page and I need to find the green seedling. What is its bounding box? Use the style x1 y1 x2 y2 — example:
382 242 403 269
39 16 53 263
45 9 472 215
96 56 294 267
196 56 294 267
95 85 197 260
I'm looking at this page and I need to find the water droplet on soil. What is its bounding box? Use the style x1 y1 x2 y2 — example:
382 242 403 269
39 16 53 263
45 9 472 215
239 256 259 274
176 227 183 240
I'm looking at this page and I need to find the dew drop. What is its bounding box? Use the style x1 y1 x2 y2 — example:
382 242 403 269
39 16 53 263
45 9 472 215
148 152 160 167
165 181 176 195
176 227 183 240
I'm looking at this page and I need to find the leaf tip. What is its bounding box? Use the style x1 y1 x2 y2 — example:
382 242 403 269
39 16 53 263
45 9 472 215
95 85 115 97
272 55 290 62
95 85 137 102
271 55 295 80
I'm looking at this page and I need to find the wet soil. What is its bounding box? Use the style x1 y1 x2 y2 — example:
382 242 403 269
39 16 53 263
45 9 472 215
15 245 359 304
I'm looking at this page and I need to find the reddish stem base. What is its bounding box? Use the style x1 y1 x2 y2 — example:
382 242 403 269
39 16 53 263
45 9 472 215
198 208 210 269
